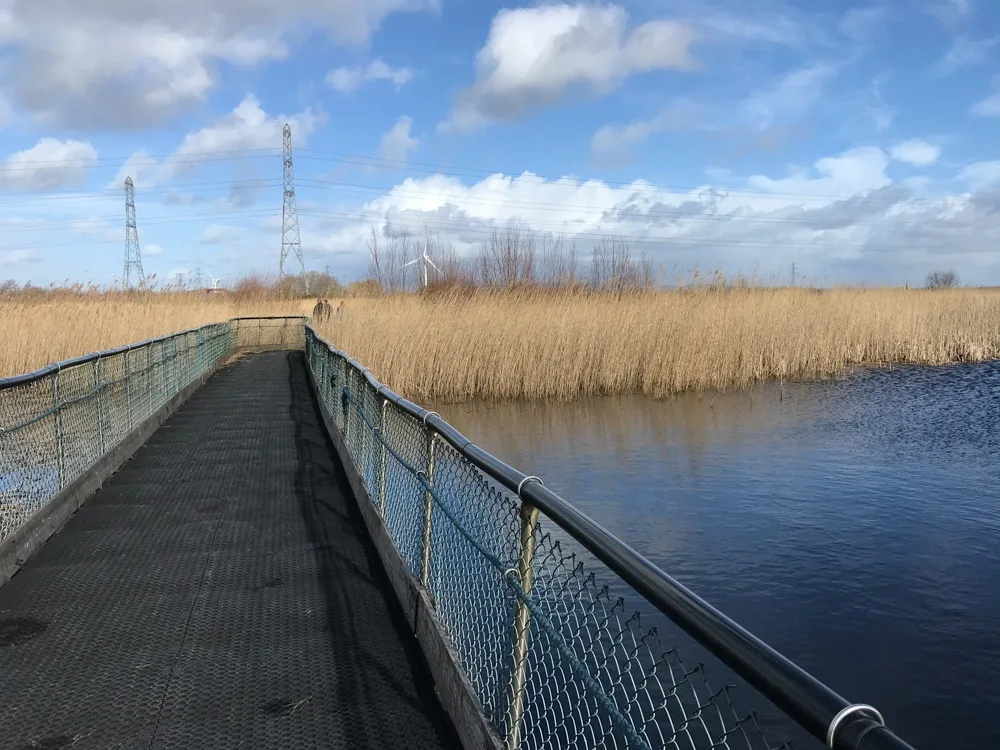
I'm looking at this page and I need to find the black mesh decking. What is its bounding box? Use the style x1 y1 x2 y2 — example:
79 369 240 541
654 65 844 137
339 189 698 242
0 351 460 750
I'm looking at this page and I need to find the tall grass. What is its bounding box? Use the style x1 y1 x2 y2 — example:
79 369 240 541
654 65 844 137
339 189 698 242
0 292 310 377
5 287 1000 400
314 288 1000 401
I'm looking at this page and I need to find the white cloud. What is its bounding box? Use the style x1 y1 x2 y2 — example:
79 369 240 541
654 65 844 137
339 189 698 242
145 244 164 255
932 35 996 76
1 0 437 128
0 138 97 191
301 144 1000 284
0 249 36 265
200 225 242 244
590 103 702 165
327 59 415 93
890 139 941 166
957 161 1000 190
378 116 419 163
971 87 1000 116
747 146 891 196
441 4 698 132
125 94 322 184
740 63 838 130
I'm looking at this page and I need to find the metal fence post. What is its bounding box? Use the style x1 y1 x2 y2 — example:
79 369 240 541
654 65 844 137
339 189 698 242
52 371 64 489
419 432 436 589
505 502 540 750
93 358 105 455
343 366 353 447
147 345 153 418
125 349 133 431
378 398 388 517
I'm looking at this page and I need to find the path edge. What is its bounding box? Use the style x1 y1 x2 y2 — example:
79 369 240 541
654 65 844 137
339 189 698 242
305 358 504 750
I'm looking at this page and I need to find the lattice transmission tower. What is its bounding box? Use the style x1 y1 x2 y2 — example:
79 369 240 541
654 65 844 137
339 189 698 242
123 176 144 290
279 123 304 289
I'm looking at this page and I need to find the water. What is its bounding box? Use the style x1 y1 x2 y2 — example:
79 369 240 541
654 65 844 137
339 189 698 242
436 362 1000 749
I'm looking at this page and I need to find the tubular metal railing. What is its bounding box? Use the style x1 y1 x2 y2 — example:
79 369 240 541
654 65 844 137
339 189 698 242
0 317 921 750
305 327 919 750
0 317 305 546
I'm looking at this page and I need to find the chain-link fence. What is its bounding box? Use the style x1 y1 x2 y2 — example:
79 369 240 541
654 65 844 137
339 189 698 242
307 329 800 750
0 317 304 548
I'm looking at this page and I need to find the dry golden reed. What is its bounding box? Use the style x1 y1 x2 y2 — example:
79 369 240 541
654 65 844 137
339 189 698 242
0 292 311 377
5 288 1000 401
314 288 1000 402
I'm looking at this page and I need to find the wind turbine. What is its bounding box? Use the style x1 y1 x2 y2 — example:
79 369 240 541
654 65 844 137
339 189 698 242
402 247 441 289
206 269 225 291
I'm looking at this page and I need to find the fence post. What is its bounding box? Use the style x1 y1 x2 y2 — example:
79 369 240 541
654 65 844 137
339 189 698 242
505 502 540 750
343 366 353 447
147 345 153 418
125 349 133 431
378 398 388 517
419 432 436 589
52 371 64 489
93 358 105 455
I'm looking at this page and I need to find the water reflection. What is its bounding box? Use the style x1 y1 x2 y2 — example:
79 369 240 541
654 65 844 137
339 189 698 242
435 362 1000 749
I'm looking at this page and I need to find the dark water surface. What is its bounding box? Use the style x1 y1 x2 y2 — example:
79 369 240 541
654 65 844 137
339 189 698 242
437 362 1000 749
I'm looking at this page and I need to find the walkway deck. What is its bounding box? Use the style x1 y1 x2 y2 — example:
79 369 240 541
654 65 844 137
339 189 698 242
0 351 460 749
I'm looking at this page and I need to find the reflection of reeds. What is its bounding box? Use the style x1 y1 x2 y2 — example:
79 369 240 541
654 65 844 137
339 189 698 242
315 288 1000 401
0 292 310 377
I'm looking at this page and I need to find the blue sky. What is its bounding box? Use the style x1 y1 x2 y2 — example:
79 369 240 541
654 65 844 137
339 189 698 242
1 0 999 287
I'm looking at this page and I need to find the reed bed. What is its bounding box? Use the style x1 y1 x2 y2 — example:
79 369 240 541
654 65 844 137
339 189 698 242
0 293 310 377
314 288 1000 401
4 288 999 401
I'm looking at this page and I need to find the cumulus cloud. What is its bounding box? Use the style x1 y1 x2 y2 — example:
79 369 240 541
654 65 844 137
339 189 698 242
378 116 419 163
0 138 98 191
300 144 1000 284
145 244 164 255
114 94 322 185
0 0 437 128
932 35 997 76
327 59 415 93
890 139 941 166
441 4 698 132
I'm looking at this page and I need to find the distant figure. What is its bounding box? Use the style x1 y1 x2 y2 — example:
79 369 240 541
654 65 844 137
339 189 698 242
336 300 345 317
312 299 332 323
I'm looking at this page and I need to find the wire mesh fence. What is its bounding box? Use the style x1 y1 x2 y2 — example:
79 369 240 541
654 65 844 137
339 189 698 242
305 328 790 750
0 317 304 548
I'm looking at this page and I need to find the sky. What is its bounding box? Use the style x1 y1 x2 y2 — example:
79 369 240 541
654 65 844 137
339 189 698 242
0 0 999 287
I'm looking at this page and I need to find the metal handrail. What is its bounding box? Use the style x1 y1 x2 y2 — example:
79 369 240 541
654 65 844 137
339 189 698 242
308 327 918 750
0 316 307 391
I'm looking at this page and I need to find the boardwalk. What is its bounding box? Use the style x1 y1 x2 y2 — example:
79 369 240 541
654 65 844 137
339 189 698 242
0 352 459 750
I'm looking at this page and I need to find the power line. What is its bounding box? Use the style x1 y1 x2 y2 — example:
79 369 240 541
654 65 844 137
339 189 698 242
294 206 997 253
294 147 969 205
0 142 975 204
294 177 1000 231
